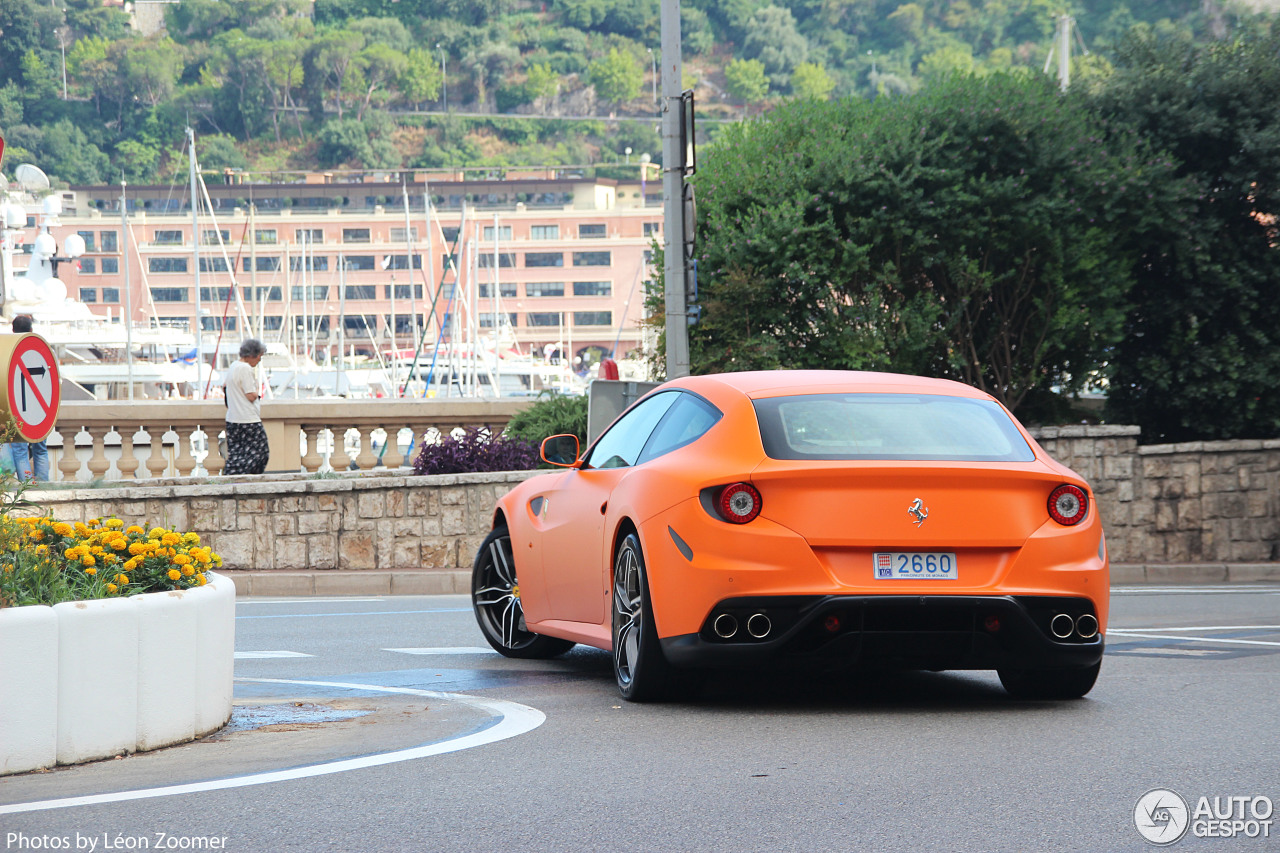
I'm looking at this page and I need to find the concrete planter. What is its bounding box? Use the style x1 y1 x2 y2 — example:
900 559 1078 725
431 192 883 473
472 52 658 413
0 572 235 776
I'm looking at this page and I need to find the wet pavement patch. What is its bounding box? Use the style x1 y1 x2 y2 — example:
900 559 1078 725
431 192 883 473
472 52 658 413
217 702 373 735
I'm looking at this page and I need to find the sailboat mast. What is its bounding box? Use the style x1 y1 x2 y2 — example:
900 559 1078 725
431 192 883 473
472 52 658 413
187 127 203 397
121 180 135 401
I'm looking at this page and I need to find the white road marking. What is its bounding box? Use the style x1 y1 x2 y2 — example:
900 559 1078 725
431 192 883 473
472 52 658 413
1113 586 1280 594
384 647 494 655
1107 630 1280 648
1110 625 1280 633
237 598 388 605
234 651 314 659
0 678 545 815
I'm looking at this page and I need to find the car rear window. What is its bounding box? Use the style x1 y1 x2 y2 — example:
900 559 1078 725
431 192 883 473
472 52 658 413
752 393 1035 462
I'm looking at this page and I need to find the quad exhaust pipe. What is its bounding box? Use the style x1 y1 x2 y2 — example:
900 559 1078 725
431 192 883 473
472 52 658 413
713 613 739 639
1051 612 1099 640
746 613 772 639
711 612 772 640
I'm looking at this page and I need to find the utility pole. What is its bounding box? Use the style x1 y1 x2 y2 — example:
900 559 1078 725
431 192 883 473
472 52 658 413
188 127 203 397
660 0 690 378
121 180 134 401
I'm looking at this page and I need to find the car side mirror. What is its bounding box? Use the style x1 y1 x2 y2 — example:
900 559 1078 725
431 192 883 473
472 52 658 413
541 434 581 468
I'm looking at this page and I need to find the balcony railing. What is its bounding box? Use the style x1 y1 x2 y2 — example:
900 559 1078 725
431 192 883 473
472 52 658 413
44 399 532 482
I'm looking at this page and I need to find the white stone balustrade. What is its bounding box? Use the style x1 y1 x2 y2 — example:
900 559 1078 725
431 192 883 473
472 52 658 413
45 399 532 482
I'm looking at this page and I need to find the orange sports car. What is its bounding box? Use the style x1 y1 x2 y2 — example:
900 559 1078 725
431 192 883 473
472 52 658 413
472 371 1108 701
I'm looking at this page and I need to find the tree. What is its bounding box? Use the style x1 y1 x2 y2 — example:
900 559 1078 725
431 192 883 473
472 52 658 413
741 6 808 86
724 58 768 107
790 61 834 99
684 73 1181 412
304 29 365 120
40 119 110 184
400 47 444 108
587 47 640 111
0 0 62 86
1093 25 1280 441
354 42 408 119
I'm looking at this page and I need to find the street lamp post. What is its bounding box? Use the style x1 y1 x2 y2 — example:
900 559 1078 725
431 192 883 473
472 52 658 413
436 44 447 112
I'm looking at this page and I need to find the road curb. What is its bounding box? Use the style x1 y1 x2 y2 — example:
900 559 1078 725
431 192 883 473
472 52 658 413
218 564 1280 597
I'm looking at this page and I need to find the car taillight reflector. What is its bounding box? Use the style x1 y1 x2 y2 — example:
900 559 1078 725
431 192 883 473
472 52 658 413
717 482 762 524
1048 484 1088 525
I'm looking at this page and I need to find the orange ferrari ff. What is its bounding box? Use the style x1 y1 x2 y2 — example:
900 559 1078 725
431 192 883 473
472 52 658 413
472 371 1108 702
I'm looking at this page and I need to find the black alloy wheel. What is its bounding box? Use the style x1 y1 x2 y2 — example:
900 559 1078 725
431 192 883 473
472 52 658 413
611 532 679 701
472 524 574 658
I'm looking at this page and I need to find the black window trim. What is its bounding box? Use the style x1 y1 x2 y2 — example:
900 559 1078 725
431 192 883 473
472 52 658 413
582 388 722 469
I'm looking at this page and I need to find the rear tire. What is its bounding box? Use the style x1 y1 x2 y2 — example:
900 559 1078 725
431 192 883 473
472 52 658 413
472 525 575 659
611 532 678 702
998 661 1101 700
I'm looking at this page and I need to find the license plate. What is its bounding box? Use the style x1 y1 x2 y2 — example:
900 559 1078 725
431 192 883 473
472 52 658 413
873 552 958 580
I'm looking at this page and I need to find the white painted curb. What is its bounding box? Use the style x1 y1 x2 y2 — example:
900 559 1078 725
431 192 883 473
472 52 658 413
0 572 236 775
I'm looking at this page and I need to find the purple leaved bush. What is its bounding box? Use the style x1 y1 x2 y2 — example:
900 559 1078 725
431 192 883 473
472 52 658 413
412 427 539 476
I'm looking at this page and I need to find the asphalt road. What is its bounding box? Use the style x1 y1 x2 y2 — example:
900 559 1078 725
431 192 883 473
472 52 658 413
3 585 1279 853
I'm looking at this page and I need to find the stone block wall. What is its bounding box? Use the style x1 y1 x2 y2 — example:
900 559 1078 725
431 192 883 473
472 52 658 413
1030 426 1280 564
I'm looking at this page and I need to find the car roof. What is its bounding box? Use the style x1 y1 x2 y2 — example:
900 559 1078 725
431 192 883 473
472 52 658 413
666 370 994 402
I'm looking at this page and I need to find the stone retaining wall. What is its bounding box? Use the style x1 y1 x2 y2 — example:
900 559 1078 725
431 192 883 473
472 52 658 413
25 426 1280 578
1029 426 1280 564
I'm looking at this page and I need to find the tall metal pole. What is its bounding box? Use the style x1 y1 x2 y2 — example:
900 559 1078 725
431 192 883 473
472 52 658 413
121 180 135 400
1057 15 1072 92
188 127 204 396
338 255 346 395
660 0 690 378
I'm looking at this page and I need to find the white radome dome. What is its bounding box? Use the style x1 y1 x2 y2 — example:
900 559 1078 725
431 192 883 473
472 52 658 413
63 233 86 258
10 278 36 302
41 277 68 302
32 232 56 258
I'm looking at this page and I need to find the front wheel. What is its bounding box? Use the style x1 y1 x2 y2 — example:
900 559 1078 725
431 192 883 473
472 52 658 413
472 525 575 659
612 532 679 702
998 661 1101 700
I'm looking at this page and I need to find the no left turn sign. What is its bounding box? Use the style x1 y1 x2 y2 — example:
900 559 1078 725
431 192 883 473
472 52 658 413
2 334 60 441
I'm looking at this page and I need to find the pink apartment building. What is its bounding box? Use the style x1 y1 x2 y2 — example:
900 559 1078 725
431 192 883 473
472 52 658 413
49 168 662 372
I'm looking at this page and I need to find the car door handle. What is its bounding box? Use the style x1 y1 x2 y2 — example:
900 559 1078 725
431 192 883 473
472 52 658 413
600 502 607 515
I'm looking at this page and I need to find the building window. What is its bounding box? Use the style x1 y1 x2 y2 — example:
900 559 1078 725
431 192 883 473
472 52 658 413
295 228 324 244
79 258 97 273
482 225 512 241
254 229 277 244
440 226 460 244
200 229 230 246
344 284 377 300
573 251 611 267
343 255 376 271
340 315 376 333
643 250 654 264
382 315 416 335
291 285 330 301
385 283 423 299
200 316 237 331
149 258 188 273
383 254 422 270
154 316 190 330
150 287 189 302
342 227 371 243
530 224 559 240
199 257 229 273
527 312 562 327
288 256 329 271
478 252 516 268
479 282 518 298
293 316 330 334
101 287 120 303
578 223 607 238
243 257 281 272
79 288 97 303
241 286 282 302
573 311 612 326
76 230 96 251
100 231 118 252
526 282 564 298
573 281 612 296
390 227 420 243
101 258 119 274
643 222 661 237
153 230 184 246
199 287 233 302
260 316 283 331
525 252 564 268
479 313 519 328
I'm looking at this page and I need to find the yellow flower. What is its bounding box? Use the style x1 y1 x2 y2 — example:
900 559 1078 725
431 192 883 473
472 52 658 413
126 525 144 535
30 529 44 541
34 544 47 555
81 555 96 567
113 573 129 585
51 522 73 537
73 522 89 536
106 583 118 593
111 537 128 551
167 569 181 581
213 553 222 566
148 527 166 539
183 532 201 545
196 574 207 586
105 519 124 529
161 533 181 546
181 565 195 577
88 518 101 528
128 542 146 556
173 554 191 566
84 566 96 576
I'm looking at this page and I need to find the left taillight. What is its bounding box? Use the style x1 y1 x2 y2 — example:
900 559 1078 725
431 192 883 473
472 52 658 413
716 482 762 524
1048 484 1088 525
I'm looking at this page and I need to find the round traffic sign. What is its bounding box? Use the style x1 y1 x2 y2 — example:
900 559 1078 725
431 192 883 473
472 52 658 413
4 334 60 441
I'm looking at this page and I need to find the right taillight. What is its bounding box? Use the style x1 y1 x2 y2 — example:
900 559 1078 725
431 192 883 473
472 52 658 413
716 482 762 524
1048 484 1088 525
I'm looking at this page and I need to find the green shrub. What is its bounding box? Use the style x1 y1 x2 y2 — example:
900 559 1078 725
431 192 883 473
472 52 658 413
505 393 588 447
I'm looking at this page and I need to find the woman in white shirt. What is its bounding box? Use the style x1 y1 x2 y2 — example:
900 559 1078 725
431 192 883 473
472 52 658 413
224 339 269 475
